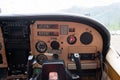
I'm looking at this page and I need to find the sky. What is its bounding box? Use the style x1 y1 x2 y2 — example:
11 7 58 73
0 0 120 14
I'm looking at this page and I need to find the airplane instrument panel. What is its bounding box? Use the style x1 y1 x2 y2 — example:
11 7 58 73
0 15 110 80
30 21 103 69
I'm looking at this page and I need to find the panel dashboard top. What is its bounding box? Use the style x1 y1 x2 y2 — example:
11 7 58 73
0 15 111 79
30 20 105 67
0 14 110 55
0 15 110 68
31 21 103 54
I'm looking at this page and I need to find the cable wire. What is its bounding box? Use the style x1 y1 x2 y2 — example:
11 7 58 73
103 62 108 80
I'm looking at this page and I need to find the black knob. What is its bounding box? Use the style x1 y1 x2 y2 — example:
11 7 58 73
53 54 59 59
51 41 60 50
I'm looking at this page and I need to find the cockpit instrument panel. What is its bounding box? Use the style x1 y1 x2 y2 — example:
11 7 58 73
0 15 110 80
30 21 103 70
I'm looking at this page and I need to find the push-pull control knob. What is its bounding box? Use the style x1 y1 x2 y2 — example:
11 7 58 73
67 35 77 45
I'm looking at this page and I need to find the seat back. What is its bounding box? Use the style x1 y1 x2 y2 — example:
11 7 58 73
41 61 67 80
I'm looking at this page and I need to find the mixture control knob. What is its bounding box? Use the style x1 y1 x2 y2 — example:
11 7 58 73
67 35 77 44
53 54 59 59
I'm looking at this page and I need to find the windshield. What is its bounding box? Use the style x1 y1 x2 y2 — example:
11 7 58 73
0 0 120 31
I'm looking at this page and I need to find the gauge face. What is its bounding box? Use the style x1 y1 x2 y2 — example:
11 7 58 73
36 54 48 65
35 41 47 53
80 32 93 45
50 41 60 50
67 35 77 45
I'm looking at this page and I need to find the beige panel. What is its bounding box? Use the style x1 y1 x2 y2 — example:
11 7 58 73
30 21 103 68
105 61 120 80
0 27 8 68
106 47 120 76
68 62 98 70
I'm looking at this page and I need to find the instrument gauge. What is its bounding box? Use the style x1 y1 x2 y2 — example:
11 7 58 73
36 54 48 65
35 41 47 53
50 41 60 50
67 35 77 45
80 32 93 45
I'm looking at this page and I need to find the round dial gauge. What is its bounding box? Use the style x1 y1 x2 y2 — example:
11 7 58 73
36 54 48 65
50 41 60 50
80 32 93 45
67 35 77 45
35 41 47 53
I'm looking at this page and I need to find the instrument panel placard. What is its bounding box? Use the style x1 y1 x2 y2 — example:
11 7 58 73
37 24 59 29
